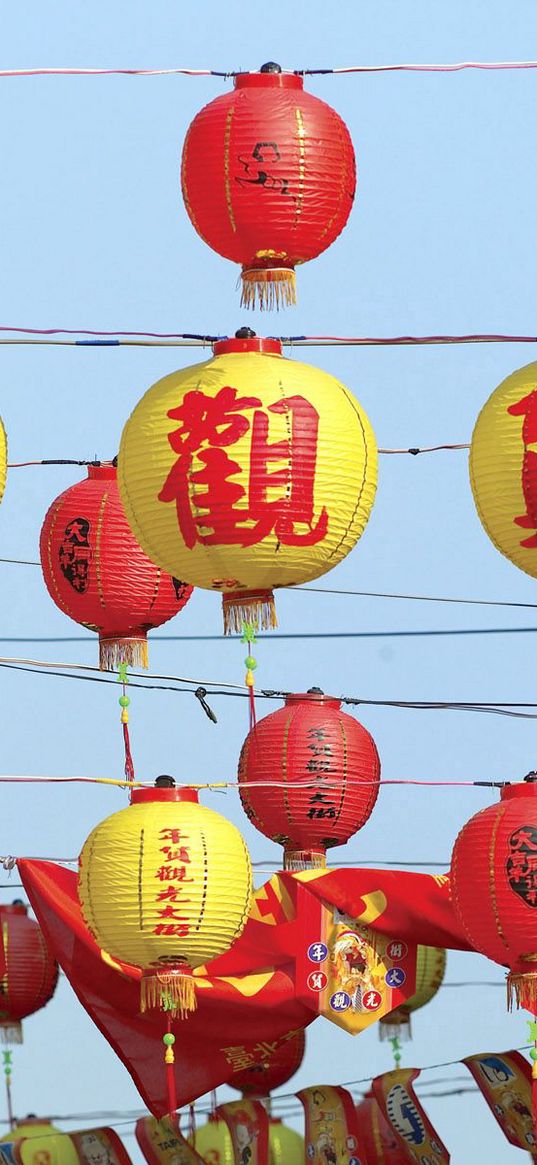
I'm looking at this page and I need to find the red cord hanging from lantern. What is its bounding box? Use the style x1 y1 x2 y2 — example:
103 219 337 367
450 777 537 1011
181 63 356 310
230 1029 305 1097
238 688 380 869
0 902 58 1044
40 465 192 670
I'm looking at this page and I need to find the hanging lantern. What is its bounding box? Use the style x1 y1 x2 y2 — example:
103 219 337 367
450 777 537 1010
378 945 446 1041
355 1092 409 1164
238 689 380 869
470 359 537 578
181 63 356 310
40 464 192 669
78 783 252 1018
118 332 377 634
0 417 7 504
194 1115 304 1165
230 1029 305 1096
0 902 58 1044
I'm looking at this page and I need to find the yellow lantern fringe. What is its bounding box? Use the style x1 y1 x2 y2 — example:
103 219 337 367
379 1011 412 1041
222 590 278 636
141 970 197 1020
507 969 537 1012
99 634 149 672
284 850 327 872
0 1021 22 1045
240 268 297 311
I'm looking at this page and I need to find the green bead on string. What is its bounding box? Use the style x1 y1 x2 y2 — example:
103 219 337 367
390 1036 402 1068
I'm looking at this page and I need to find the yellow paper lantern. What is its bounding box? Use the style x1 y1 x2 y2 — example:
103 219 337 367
194 1118 303 1165
379 945 446 1041
118 332 377 633
78 783 252 1017
0 417 7 504
470 360 537 577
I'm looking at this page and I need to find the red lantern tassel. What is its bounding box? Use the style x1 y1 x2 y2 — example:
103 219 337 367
99 632 149 671
240 264 297 312
507 968 537 1012
222 590 277 635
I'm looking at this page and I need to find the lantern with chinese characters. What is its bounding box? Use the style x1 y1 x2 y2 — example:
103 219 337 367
181 63 356 310
0 417 6 504
379 945 446 1040
40 464 192 669
118 332 377 634
450 778 537 1010
0 902 58 1044
238 689 380 869
78 784 253 1017
355 1092 408 1164
230 1029 305 1096
470 359 537 578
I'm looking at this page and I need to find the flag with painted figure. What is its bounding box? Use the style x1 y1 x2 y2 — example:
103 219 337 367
372 1069 450 1163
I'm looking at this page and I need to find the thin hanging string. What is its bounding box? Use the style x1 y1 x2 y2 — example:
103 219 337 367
5 445 468 468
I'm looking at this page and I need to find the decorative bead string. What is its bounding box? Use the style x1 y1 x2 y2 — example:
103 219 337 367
241 623 258 729
390 1036 402 1068
117 663 135 787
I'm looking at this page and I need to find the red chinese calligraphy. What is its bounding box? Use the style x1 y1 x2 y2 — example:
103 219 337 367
507 389 537 547
158 386 328 548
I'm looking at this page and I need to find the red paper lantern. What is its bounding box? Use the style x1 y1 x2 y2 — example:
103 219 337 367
40 465 192 669
238 688 380 869
0 902 58 1043
355 1093 409 1164
181 64 356 310
451 778 537 1010
230 1029 305 1096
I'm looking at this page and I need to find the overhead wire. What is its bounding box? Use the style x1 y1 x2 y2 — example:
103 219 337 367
0 328 536 346
1 61 537 79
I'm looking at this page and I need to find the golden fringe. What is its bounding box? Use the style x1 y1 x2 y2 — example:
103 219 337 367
507 970 537 1012
222 591 277 636
99 635 149 672
284 850 327 871
140 970 197 1019
379 1011 412 1041
240 268 297 312
0 1021 22 1044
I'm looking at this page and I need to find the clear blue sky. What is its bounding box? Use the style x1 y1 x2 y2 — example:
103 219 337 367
1 1 537 1161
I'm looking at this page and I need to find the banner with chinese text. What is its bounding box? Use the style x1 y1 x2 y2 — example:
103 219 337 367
297 1085 362 1165
135 1118 206 1165
463 1050 537 1155
296 890 417 1033
373 1069 450 1163
215 1101 269 1165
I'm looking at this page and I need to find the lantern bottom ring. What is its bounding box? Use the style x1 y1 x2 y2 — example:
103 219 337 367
99 632 149 671
141 965 197 1019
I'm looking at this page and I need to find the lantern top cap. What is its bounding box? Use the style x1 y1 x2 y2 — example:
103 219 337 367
213 333 283 357
130 785 200 805
284 689 341 708
234 70 303 91
501 779 537 802
87 463 116 481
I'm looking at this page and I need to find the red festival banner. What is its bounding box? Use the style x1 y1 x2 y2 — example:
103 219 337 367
215 1101 269 1165
373 1069 450 1164
297 1085 362 1165
463 1050 537 1155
